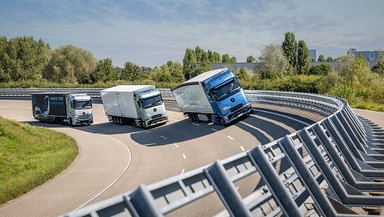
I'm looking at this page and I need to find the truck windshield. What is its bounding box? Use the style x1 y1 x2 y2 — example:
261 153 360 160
210 79 241 101
141 94 163 109
74 100 92 109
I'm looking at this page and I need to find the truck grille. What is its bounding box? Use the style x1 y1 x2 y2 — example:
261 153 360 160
78 114 91 120
230 104 243 112
228 105 251 121
152 114 162 119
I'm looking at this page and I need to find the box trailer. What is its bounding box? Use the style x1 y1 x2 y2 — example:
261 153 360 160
172 68 251 125
31 93 93 126
100 85 168 128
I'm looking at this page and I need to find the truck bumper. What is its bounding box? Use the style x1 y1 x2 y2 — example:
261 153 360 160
73 118 93 126
223 103 252 125
145 116 168 128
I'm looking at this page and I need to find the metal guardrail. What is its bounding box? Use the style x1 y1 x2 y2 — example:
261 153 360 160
2 88 384 216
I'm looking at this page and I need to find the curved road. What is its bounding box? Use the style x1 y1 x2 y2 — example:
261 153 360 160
0 99 346 216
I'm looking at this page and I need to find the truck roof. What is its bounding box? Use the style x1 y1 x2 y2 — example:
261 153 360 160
172 68 228 91
185 68 228 83
101 85 155 93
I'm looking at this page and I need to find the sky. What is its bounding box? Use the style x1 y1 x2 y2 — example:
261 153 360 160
1 0 383 67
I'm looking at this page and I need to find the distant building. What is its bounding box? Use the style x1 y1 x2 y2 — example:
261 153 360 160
308 49 317 62
347 48 384 62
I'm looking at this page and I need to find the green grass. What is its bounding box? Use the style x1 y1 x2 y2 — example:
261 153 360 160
0 117 78 204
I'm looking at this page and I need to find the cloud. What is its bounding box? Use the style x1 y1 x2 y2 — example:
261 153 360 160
1 0 383 66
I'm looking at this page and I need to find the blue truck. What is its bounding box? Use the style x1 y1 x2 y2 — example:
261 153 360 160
172 68 251 125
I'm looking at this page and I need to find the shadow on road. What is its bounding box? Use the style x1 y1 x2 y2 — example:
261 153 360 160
22 107 311 148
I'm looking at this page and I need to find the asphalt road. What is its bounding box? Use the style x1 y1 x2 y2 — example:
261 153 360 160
0 99 357 217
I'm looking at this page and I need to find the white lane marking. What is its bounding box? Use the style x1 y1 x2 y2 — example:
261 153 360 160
171 119 179 122
181 168 185 174
211 128 218 132
236 186 240 190
75 135 132 210
192 123 200 126
182 153 186 159
227 136 234 140
174 143 179 148
253 109 310 126
160 136 167 140
240 146 245 152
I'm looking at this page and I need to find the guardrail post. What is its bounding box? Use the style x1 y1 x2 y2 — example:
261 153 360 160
205 161 251 217
130 185 162 217
340 110 367 146
341 108 366 141
248 146 302 217
278 136 336 217
336 112 369 151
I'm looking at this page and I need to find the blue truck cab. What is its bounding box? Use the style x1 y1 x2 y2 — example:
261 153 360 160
172 68 252 125
203 69 252 125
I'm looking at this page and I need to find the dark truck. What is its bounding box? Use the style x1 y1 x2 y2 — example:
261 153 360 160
31 93 93 126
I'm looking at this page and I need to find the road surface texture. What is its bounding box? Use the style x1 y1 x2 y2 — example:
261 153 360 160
1 99 378 216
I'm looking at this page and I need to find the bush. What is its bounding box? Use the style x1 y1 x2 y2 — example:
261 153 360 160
308 64 333 76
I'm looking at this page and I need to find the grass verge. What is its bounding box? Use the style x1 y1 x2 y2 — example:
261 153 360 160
0 117 78 205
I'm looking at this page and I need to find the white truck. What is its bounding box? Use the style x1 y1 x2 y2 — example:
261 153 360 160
100 85 168 128
31 93 93 126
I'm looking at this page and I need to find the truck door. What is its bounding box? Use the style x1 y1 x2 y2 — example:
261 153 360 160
116 93 125 116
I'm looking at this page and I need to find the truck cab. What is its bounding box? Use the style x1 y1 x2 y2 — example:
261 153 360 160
135 89 168 128
204 70 252 125
66 94 93 126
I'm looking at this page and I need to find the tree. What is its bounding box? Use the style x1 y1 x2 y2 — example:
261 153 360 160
0 36 8 82
282 32 297 67
230 56 237 63
182 48 196 80
222 54 231 63
194 46 204 62
44 45 95 84
246 55 256 62
318 54 325 62
371 61 384 75
1 36 51 82
338 55 370 85
212 52 221 62
308 64 333 76
121 61 142 81
297 40 309 74
92 58 117 82
326 56 333 62
236 68 252 81
167 61 184 83
259 44 290 75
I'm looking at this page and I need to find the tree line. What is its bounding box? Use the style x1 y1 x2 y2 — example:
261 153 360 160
0 36 185 85
0 34 334 85
1 34 384 111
